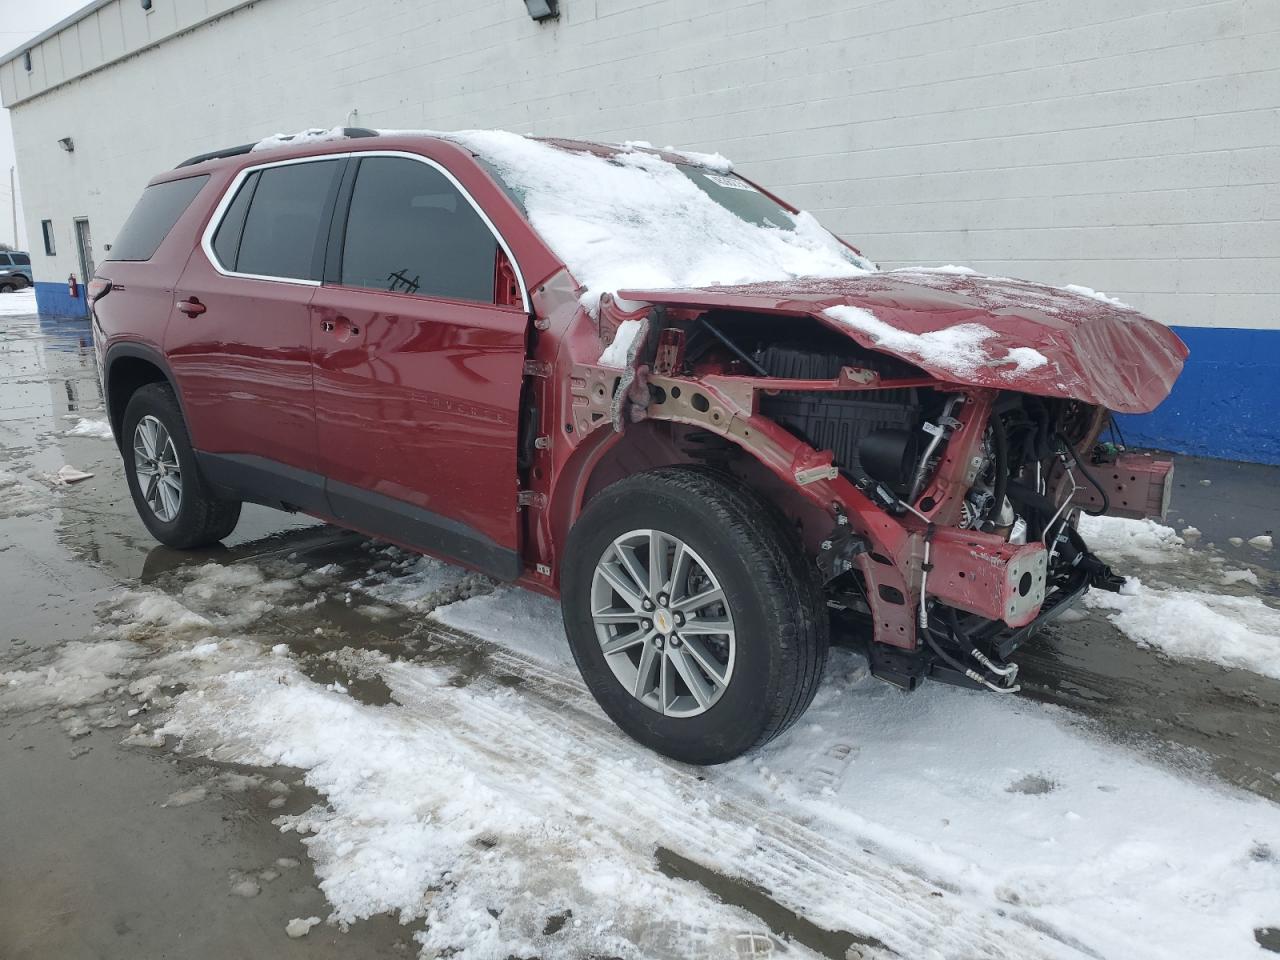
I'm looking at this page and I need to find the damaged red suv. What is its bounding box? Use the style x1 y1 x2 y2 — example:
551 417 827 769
92 129 1186 763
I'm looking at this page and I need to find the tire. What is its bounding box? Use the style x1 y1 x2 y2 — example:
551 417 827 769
0 282 14 293
121 382 241 548
562 466 828 764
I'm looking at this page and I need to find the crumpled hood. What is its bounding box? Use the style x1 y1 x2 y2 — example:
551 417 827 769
617 271 1188 414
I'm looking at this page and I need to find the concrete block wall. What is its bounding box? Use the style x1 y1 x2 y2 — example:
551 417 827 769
3 0 1277 459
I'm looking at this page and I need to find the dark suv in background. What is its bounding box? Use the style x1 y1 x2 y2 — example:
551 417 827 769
0 250 32 291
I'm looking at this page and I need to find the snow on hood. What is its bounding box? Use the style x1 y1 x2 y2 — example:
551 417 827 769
620 272 1188 413
442 130 875 314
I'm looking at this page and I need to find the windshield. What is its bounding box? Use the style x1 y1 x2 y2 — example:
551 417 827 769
456 130 875 313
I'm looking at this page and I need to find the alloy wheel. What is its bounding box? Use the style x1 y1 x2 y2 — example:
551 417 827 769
590 528 736 718
133 415 182 522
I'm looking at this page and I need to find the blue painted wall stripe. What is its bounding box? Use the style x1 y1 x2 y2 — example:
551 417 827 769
1116 325 1280 466
35 280 89 318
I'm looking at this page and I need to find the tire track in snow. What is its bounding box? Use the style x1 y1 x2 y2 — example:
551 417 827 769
375 627 1092 960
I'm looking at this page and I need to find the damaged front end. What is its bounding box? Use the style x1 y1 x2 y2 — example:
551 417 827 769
567 281 1183 696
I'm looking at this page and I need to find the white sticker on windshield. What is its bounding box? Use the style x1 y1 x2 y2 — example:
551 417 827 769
703 172 756 192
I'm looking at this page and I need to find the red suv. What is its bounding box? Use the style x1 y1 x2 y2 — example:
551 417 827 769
92 129 1186 763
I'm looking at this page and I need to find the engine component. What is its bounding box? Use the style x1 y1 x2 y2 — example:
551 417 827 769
858 428 919 492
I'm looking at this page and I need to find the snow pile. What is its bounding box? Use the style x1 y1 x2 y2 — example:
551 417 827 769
66 418 114 439
0 468 45 517
1077 514 1186 565
0 288 36 315
598 318 646 367
824 304 1048 378
1061 283 1134 310
1078 515 1280 678
1087 579 1280 679
251 126 348 152
621 139 733 173
445 129 873 314
0 640 142 711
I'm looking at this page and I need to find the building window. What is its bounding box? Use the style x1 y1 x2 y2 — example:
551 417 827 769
42 220 56 256
23 51 31 72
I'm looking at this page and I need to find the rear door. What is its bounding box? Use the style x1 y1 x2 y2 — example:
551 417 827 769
167 157 345 512
310 153 529 579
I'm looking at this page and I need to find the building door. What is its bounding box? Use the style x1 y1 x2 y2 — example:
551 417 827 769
74 217 94 281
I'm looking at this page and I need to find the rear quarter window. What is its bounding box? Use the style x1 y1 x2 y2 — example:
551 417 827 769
108 175 209 261
11 253 30 265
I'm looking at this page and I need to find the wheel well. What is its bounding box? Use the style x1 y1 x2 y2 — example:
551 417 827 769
575 421 827 557
107 356 169 439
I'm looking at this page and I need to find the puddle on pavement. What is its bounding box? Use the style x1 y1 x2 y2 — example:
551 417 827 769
1019 616 1280 804
655 846 894 959
1257 927 1280 954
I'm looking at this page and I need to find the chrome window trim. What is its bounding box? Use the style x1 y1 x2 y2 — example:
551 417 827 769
200 150 530 311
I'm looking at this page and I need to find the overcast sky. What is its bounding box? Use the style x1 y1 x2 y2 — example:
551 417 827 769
0 0 90 248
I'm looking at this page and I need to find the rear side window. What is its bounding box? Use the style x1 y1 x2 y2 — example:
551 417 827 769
231 161 341 281
0 255 11 266
11 253 29 265
108 175 209 261
340 157 497 302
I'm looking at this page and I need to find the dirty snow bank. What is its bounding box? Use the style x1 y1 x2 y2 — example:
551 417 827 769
0 640 142 711
66 418 114 439
1087 579 1280 679
1079 515 1280 678
444 129 874 314
823 304 1049 377
1077 514 1186 565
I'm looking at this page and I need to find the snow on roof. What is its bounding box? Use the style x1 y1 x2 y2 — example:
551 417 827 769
251 126 351 152
442 129 874 314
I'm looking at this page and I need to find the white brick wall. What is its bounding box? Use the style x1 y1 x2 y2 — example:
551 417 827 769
5 0 1277 330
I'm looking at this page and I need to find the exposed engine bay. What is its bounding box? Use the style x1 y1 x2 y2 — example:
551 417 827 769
578 303 1176 698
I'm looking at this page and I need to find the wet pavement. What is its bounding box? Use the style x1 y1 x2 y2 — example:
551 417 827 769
3 300 1280 958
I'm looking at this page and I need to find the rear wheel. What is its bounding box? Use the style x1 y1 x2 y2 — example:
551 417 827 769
562 467 828 764
0 282 15 293
122 382 241 548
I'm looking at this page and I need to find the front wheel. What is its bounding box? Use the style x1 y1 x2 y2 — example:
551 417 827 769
122 382 241 548
562 467 828 764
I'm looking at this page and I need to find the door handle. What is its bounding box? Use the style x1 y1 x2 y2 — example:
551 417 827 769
176 297 206 317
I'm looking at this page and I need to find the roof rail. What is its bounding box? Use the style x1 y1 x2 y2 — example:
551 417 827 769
175 128 381 168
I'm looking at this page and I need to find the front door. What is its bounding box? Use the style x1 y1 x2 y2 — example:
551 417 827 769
310 154 529 579
167 157 346 512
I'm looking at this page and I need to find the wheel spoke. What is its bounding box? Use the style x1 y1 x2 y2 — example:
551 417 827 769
649 530 667 599
678 617 733 636
666 541 690 599
138 421 157 459
633 642 659 699
672 587 725 615
668 646 714 709
592 609 644 625
598 563 646 612
677 635 729 689
602 626 653 656
611 544 649 600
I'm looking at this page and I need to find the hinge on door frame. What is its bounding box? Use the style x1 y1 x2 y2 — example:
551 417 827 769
517 490 547 508
523 359 552 377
